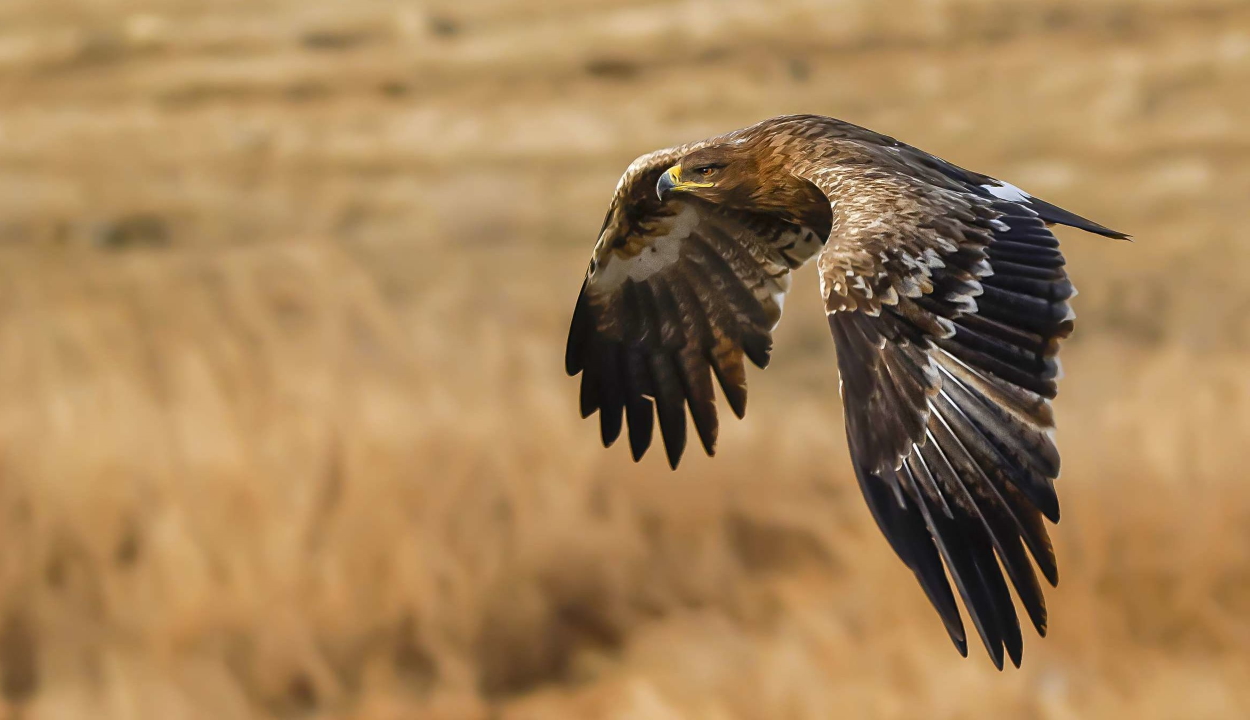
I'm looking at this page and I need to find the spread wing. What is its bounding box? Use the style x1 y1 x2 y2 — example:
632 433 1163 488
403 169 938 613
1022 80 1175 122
566 149 824 469
806 162 1101 669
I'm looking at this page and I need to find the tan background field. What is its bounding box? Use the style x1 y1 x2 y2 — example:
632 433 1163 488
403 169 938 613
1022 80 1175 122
0 1 1248 718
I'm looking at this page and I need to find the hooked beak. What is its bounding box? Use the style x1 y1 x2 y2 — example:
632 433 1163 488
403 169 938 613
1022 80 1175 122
655 165 712 200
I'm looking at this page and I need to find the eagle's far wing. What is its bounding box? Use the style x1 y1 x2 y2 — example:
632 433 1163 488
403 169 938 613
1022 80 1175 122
566 149 823 469
806 164 1073 669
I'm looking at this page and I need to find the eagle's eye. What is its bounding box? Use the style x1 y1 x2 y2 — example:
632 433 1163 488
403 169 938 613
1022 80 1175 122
691 163 725 179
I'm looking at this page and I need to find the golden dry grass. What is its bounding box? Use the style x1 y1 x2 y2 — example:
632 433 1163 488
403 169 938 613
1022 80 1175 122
0 1 1249 718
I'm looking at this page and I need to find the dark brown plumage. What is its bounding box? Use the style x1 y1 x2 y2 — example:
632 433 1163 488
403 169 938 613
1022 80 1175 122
565 114 1128 668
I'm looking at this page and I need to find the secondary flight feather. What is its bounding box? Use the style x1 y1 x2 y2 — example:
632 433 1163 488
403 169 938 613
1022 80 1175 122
564 114 1128 668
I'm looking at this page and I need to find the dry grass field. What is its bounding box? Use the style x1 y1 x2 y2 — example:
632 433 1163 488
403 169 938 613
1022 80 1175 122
0 0 1249 718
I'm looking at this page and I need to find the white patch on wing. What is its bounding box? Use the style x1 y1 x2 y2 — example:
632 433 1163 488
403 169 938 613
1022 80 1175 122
983 180 1032 202
755 273 795 330
591 204 700 290
779 227 825 267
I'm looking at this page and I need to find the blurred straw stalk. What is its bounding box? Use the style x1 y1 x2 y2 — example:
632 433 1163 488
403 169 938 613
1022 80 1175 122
0 0 1249 718
0 239 1248 719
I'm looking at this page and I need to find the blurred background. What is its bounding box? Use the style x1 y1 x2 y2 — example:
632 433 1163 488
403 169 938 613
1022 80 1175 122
0 0 1248 718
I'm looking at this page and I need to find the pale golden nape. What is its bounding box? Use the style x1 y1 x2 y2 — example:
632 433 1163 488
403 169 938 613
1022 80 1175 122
567 113 1126 669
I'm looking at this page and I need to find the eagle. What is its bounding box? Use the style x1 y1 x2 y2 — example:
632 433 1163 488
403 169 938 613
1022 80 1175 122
564 114 1127 668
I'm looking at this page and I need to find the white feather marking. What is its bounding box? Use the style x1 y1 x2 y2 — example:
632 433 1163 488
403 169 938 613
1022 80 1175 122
864 218 890 233
983 180 1032 202
591 205 699 290
771 291 787 327
780 227 825 266
921 248 945 268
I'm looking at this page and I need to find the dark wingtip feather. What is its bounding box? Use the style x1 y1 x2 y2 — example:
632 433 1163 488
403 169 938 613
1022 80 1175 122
710 361 748 419
648 354 688 470
657 399 686 470
936 601 970 658
675 355 719 457
1025 196 1129 240
599 408 622 447
597 345 625 447
1004 623 1023 668
1042 562 1059 588
984 636 1005 671
1035 492 1061 525
692 417 717 457
626 397 653 462
578 375 598 419
852 463 970 655
919 505 1008 671
665 447 682 471
566 278 593 376
742 334 772 369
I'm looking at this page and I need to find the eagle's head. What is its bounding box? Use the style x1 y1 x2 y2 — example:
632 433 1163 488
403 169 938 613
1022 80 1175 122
654 144 756 204
656 141 831 236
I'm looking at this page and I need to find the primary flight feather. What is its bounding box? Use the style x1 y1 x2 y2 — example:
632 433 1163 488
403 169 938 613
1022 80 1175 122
564 114 1127 668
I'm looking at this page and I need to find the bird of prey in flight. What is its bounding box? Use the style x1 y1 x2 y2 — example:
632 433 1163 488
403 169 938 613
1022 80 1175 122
564 114 1127 668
